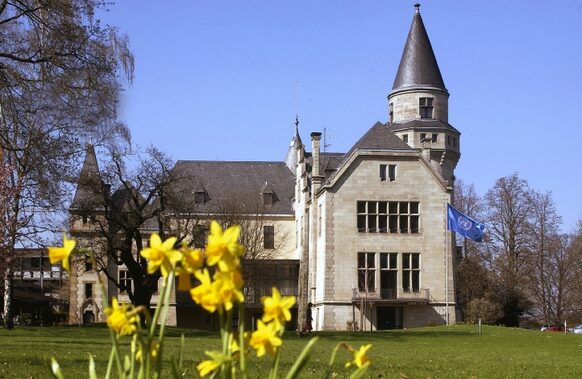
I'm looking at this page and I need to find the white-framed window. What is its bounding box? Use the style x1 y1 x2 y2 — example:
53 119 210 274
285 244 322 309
357 201 420 234
402 253 420 292
357 252 376 292
119 269 132 294
419 97 434 119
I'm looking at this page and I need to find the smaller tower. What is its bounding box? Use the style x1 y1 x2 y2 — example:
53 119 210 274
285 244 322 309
388 3 460 184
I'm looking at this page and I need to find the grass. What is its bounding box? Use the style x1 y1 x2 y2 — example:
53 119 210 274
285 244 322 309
1 324 581 378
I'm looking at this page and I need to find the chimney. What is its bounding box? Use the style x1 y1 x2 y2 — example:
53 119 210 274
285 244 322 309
310 132 322 178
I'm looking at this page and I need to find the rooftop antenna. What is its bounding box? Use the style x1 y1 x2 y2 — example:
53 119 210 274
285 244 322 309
323 127 332 153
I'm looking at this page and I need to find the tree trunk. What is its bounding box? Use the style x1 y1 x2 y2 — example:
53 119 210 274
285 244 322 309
3 266 14 329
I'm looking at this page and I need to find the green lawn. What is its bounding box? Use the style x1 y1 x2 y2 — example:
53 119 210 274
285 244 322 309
0 324 581 378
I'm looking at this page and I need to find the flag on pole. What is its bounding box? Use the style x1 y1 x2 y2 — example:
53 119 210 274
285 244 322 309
447 204 485 242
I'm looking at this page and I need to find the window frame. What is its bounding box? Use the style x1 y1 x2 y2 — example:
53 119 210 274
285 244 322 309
357 252 376 292
419 97 434 119
402 253 421 292
357 201 420 234
263 225 275 249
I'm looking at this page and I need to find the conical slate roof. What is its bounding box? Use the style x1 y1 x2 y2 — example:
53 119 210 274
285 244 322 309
391 4 446 94
71 144 104 210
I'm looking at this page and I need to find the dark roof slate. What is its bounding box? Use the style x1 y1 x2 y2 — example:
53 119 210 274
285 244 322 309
170 161 295 215
391 6 446 94
346 122 413 156
388 119 460 134
71 144 104 210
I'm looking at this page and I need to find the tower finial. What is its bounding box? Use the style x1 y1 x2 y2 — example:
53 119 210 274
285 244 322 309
414 3 420 14
295 114 299 135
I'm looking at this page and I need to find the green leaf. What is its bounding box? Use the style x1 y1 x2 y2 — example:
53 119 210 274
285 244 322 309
50 358 65 379
88 355 97 379
284 337 319 379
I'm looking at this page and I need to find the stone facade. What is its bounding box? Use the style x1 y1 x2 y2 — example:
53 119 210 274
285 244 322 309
69 5 461 331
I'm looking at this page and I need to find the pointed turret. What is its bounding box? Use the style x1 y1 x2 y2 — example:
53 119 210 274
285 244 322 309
285 115 303 172
71 144 105 210
387 4 460 185
391 3 447 95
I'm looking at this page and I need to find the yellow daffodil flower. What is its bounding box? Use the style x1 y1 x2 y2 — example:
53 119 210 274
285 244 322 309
140 234 182 277
105 298 139 336
261 287 295 331
345 344 372 368
206 221 245 272
213 270 244 312
197 351 229 377
48 234 76 271
177 245 204 291
190 269 222 313
249 320 282 357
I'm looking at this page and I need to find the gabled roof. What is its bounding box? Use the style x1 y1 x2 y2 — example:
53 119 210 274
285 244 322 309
391 5 447 94
71 144 104 210
388 119 460 134
170 161 295 215
345 122 413 156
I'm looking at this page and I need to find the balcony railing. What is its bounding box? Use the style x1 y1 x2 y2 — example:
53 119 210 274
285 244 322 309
353 288 430 302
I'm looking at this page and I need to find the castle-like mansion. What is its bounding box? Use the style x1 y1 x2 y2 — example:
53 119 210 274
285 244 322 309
69 5 461 331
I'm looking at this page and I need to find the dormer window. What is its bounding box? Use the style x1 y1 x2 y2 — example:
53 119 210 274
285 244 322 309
194 191 207 204
419 97 434 119
402 134 409 143
263 192 274 206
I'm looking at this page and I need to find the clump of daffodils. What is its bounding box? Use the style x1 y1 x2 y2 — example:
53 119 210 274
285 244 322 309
48 222 372 378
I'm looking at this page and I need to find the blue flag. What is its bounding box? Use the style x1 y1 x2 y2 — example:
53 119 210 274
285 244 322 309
447 204 485 242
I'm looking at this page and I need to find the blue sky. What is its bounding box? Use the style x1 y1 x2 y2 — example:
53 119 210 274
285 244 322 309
97 1 582 232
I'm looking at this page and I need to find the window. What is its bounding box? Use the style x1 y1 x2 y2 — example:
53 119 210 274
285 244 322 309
358 252 375 292
453 137 457 147
380 165 396 182
380 253 398 299
432 133 438 143
389 103 394 124
84 283 93 299
420 133 427 141
402 134 408 143
263 225 275 249
263 192 274 206
402 253 420 292
388 165 396 182
419 97 434 119
119 270 132 294
194 191 206 204
357 201 420 234
447 136 452 145
192 224 208 248
85 257 93 272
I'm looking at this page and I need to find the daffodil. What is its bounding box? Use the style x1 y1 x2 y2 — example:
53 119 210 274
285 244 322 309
140 234 182 277
197 351 229 377
190 269 222 313
105 298 139 336
213 270 244 312
345 344 372 368
249 320 282 357
261 287 295 331
206 221 245 272
177 245 204 291
48 234 76 271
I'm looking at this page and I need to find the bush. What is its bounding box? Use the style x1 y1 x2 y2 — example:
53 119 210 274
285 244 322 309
464 298 503 324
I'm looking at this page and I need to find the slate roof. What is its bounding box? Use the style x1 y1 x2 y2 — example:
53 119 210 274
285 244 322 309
388 119 460 134
391 5 447 94
169 161 295 215
71 144 105 210
345 122 413 157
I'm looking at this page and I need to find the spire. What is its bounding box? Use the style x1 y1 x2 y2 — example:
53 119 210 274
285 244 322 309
71 144 104 210
285 115 303 172
391 4 447 95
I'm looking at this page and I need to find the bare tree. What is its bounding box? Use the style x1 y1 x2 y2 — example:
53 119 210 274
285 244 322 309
0 1 133 329
72 146 200 312
484 174 532 326
215 195 292 304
